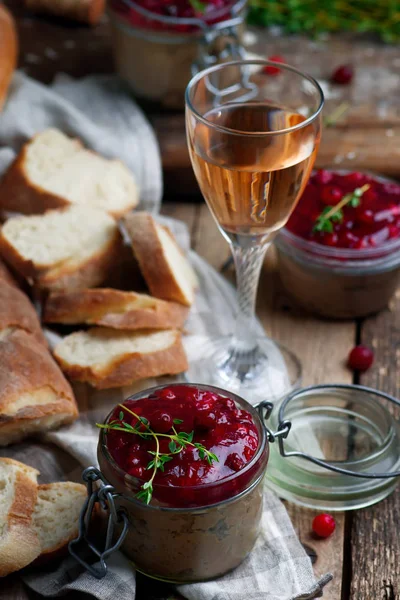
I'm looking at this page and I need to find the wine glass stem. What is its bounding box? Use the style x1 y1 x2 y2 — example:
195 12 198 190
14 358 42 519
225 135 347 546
231 240 270 352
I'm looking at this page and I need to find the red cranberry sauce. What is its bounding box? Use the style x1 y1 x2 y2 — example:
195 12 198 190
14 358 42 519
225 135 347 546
110 0 234 33
105 386 262 507
286 171 400 250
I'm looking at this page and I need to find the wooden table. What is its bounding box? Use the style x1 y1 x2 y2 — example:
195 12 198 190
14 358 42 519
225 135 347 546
2 3 400 598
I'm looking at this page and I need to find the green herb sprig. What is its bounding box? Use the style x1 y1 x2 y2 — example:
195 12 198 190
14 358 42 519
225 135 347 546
313 183 370 233
97 404 219 505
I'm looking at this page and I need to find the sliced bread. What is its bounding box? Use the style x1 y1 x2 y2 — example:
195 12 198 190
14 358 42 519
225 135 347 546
0 458 41 577
123 212 198 307
0 206 122 292
32 482 87 564
0 128 139 218
0 329 78 446
0 281 47 346
44 288 189 330
54 327 188 389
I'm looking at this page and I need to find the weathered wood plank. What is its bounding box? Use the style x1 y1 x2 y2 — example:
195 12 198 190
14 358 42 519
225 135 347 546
193 204 354 599
350 290 400 600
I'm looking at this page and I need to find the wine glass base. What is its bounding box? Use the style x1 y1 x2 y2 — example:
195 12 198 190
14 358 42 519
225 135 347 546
184 335 302 406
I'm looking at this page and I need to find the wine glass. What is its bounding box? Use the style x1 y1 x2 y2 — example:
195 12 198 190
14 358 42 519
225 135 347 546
185 60 324 403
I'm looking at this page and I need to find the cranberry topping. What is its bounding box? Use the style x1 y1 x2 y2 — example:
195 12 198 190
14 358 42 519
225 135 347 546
331 65 354 85
312 514 336 538
105 386 261 507
286 171 400 250
347 345 374 371
110 0 234 33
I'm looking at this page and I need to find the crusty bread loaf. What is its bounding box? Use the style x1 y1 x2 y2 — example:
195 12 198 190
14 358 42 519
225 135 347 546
123 212 198 306
24 0 105 26
54 327 188 389
0 5 17 112
0 329 78 446
0 256 18 287
0 129 138 217
0 281 47 346
0 206 122 292
44 288 189 331
32 482 87 564
0 458 41 577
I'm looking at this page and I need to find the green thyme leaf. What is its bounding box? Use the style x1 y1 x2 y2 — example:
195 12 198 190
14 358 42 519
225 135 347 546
140 417 149 426
119 411 124 420
189 0 206 13
143 481 152 490
173 418 183 424
169 441 177 452
147 460 155 470
122 422 135 431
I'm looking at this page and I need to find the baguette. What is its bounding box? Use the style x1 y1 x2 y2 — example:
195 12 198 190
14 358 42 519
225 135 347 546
0 281 47 346
32 482 87 564
0 206 122 292
123 212 198 306
44 288 189 331
54 327 188 389
0 458 41 577
0 5 17 112
0 256 18 287
24 0 105 26
0 129 138 218
0 329 78 446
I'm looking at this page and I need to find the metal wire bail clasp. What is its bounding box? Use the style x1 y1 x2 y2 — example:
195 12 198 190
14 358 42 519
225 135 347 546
68 467 129 579
257 400 292 447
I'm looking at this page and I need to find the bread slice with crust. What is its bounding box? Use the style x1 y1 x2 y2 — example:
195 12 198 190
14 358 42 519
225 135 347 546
0 329 78 446
32 482 87 564
0 128 139 218
0 458 41 577
54 327 188 389
0 281 47 346
44 288 189 331
0 206 122 292
123 212 198 307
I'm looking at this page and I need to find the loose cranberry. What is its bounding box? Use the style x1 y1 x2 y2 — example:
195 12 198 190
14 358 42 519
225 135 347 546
321 185 342 206
225 453 245 472
363 187 377 205
312 514 336 538
314 169 333 185
340 231 360 248
151 410 173 433
348 345 374 371
332 65 354 84
263 55 285 76
195 410 217 429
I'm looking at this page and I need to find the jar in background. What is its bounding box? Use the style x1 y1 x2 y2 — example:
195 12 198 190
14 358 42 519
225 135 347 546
275 229 400 319
108 0 248 109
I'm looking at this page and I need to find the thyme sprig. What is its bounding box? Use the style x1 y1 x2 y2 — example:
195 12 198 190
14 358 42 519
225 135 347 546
313 183 370 234
97 404 218 505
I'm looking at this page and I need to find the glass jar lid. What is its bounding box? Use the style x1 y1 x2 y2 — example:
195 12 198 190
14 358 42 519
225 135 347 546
260 384 400 511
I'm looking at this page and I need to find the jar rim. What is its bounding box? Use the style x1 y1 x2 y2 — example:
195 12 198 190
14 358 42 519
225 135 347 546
99 383 268 503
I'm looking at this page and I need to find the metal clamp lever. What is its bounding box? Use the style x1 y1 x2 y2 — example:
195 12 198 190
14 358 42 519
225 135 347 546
69 467 129 579
257 400 292 444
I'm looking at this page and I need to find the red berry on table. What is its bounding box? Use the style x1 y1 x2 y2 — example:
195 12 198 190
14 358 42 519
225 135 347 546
263 55 285 76
312 514 336 538
348 345 374 371
332 64 354 84
321 185 343 206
